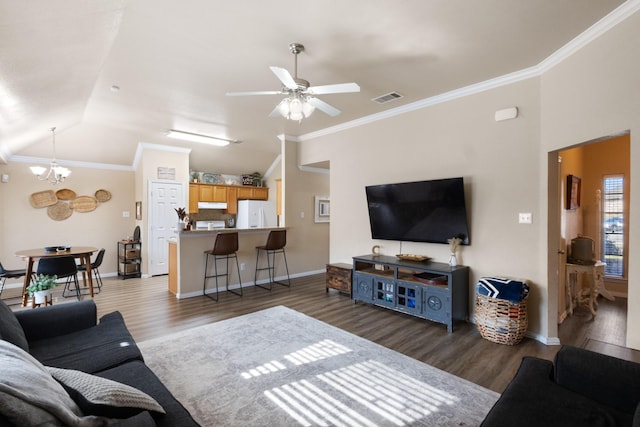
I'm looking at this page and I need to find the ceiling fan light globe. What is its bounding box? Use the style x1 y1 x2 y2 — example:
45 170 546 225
289 98 303 115
278 98 291 118
302 100 315 118
289 111 304 121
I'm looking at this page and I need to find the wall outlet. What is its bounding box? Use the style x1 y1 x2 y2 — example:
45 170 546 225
240 263 246 271
122 211 130 218
518 212 532 224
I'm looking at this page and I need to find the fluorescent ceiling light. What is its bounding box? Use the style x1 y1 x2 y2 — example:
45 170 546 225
167 130 237 147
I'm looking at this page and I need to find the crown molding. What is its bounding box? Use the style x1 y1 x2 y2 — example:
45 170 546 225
132 142 192 169
8 155 133 171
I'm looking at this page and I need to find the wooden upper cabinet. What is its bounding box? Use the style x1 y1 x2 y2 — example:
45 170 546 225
199 185 227 202
189 183 268 215
189 184 199 214
226 187 238 214
236 186 268 200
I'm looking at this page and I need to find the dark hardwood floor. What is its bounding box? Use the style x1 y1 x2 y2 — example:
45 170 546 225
4 273 630 393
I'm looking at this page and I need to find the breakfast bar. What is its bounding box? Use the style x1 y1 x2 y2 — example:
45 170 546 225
168 227 285 298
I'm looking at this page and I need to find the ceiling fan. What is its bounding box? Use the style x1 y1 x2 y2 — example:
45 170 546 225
226 43 360 121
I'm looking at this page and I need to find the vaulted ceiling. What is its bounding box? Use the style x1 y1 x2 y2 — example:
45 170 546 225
0 0 629 175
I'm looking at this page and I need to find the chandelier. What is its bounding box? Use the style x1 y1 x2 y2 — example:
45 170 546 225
30 127 71 184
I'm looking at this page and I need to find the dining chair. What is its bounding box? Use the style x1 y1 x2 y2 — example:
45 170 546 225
77 248 105 293
0 261 26 299
36 256 81 300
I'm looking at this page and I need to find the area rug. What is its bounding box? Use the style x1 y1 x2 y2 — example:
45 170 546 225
138 306 499 426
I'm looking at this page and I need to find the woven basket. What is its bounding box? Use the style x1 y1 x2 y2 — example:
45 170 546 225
55 188 76 200
47 201 72 221
94 189 112 202
71 196 98 213
475 293 528 345
29 190 57 208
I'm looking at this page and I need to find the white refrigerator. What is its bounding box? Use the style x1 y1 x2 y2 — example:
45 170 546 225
236 200 277 228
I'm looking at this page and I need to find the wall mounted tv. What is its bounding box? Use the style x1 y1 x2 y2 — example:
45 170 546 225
365 177 470 245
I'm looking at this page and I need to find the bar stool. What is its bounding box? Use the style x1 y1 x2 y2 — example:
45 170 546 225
254 229 291 290
203 232 242 301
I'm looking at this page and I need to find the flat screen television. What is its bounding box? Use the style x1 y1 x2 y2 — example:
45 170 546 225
365 177 470 245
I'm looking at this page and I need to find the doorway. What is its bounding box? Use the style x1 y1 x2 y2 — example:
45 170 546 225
148 181 185 276
549 132 630 344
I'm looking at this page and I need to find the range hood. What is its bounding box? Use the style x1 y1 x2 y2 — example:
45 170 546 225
197 201 228 210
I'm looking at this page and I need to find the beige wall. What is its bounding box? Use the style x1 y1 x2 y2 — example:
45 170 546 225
300 78 546 339
0 162 136 282
136 145 190 275
281 137 330 274
299 9 640 348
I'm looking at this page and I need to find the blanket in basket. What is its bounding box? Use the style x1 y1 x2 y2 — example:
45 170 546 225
476 277 529 302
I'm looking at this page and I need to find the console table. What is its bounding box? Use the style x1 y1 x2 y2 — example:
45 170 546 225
352 254 469 332
566 261 605 317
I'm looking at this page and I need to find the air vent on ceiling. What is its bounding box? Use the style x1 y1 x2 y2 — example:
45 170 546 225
372 92 403 104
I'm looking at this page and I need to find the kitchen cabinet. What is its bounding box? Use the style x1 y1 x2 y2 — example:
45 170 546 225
226 187 238 214
199 184 227 202
236 186 268 200
188 183 268 215
189 184 199 213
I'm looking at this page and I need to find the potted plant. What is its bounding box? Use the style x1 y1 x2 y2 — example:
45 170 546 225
251 172 262 187
190 171 200 183
27 274 58 304
175 207 187 230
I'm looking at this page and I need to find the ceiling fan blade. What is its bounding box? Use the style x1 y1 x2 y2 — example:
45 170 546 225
268 105 282 118
307 82 360 95
226 90 282 96
270 66 298 90
307 97 341 117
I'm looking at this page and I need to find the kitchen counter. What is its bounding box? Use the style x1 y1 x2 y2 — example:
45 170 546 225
180 227 282 236
169 227 286 298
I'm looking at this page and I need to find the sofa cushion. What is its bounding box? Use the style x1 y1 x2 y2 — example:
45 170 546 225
554 345 640 414
28 311 143 373
481 356 633 427
0 339 107 426
0 299 28 351
48 366 165 418
97 360 200 427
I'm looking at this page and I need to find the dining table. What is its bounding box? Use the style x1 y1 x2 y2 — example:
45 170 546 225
15 246 98 306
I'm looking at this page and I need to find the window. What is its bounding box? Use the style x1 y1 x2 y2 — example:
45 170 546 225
602 175 624 277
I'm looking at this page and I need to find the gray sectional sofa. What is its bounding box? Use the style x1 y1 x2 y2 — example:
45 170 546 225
481 345 640 427
0 299 199 426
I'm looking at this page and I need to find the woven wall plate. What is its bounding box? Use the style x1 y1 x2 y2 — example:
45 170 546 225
94 189 112 202
71 195 98 213
55 188 76 200
47 201 73 221
29 190 57 208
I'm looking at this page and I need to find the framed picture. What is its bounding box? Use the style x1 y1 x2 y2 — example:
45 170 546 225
314 196 330 223
566 175 581 210
135 201 142 220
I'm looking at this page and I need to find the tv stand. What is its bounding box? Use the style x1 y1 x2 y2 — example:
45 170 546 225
352 254 469 333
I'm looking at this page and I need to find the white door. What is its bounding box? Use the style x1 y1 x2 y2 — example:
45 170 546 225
148 181 184 276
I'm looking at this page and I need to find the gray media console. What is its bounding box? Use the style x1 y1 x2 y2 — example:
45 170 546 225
352 254 469 333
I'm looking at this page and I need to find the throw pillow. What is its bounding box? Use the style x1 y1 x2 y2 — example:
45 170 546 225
0 299 28 351
0 340 101 426
47 366 166 418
